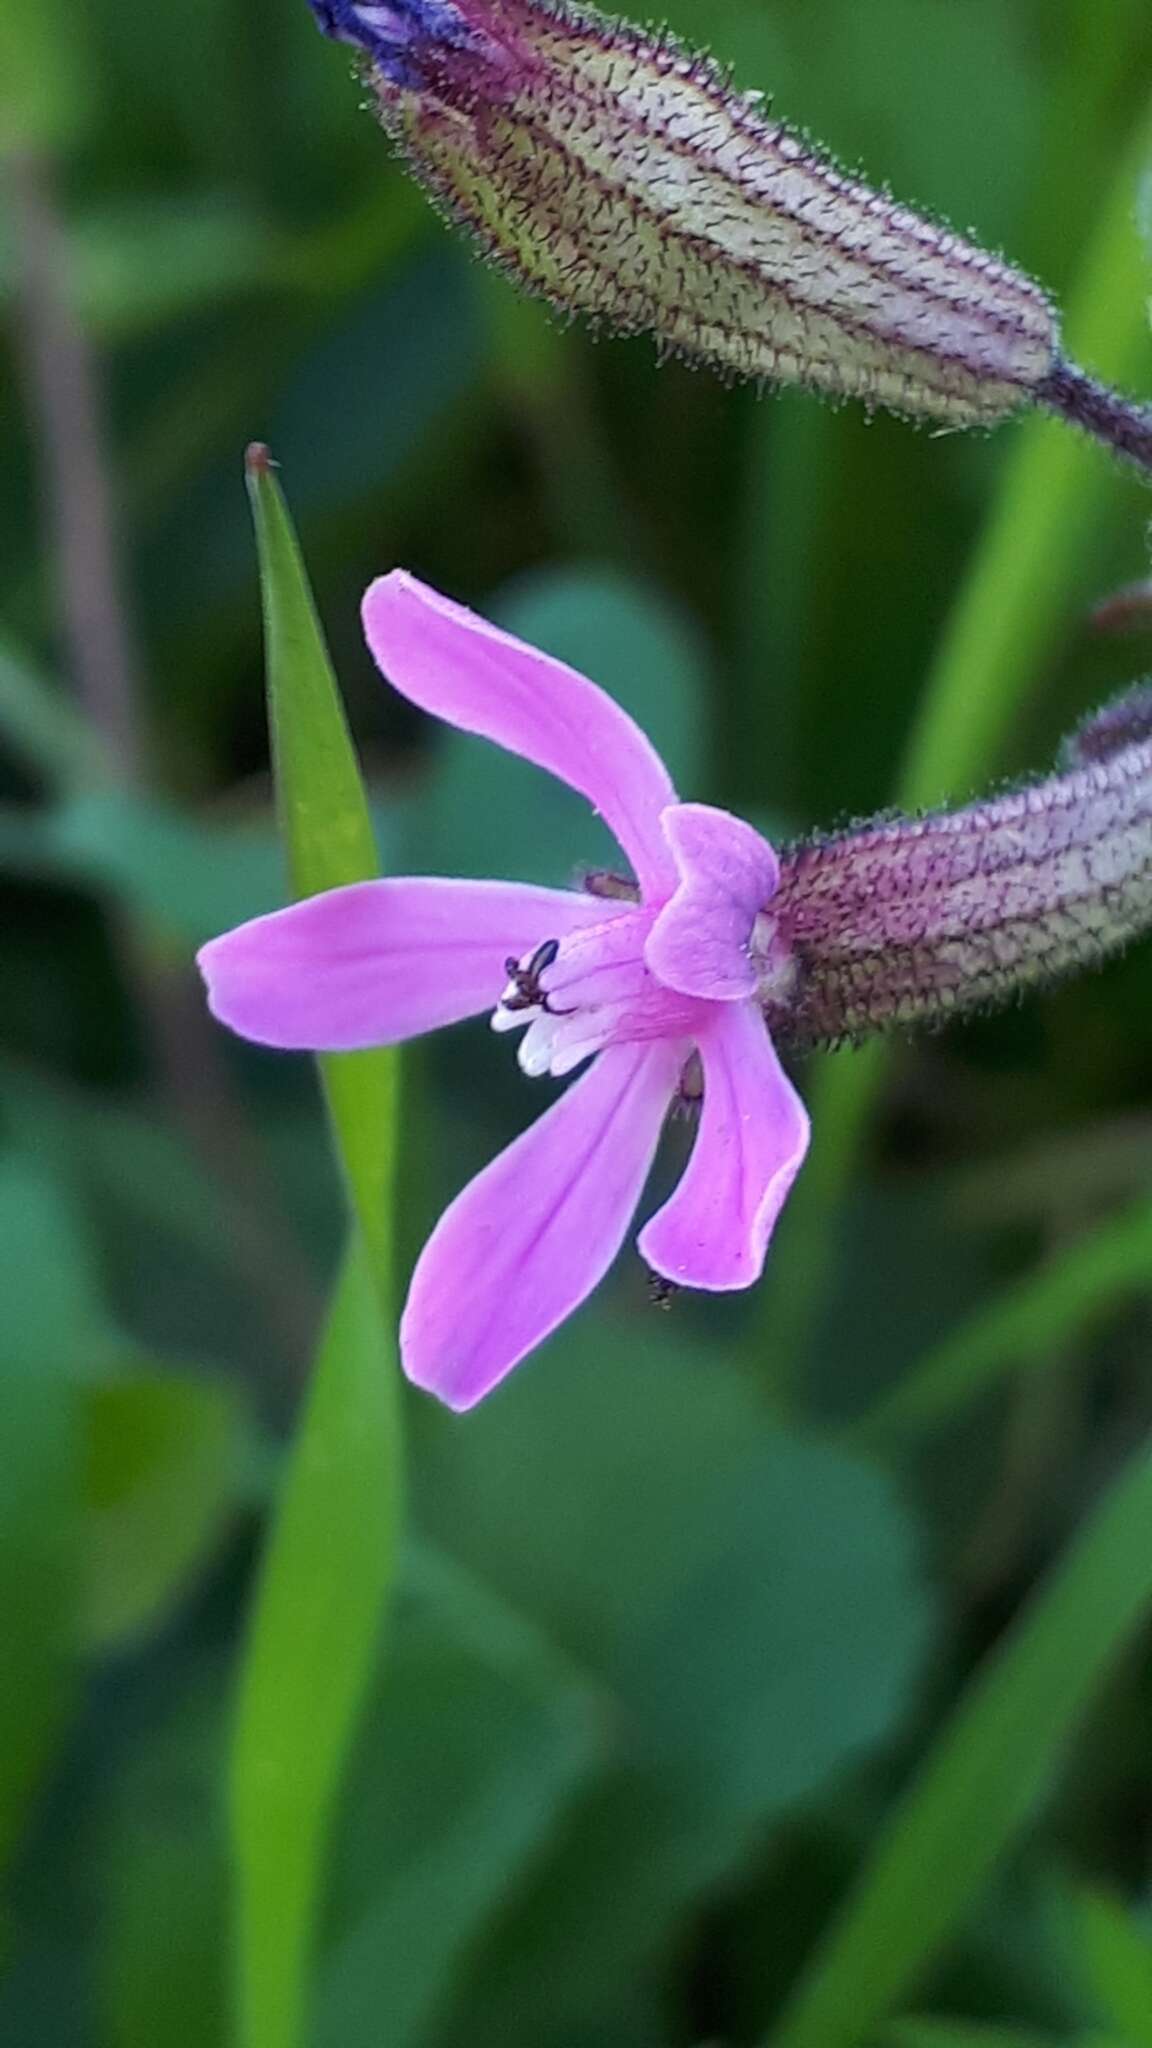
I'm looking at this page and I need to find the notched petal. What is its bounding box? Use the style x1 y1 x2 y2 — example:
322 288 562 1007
645 802 779 1001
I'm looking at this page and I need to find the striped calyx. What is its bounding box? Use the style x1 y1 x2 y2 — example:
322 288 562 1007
770 687 1152 1048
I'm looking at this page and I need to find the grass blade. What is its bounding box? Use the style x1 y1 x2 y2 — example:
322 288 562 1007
247 443 397 1280
1072 1883 1152 2046
230 447 402 2048
856 1193 1152 1447
767 1431 1152 2048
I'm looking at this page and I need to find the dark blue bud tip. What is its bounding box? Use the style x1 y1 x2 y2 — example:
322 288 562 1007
306 0 416 71
307 0 353 41
306 0 499 89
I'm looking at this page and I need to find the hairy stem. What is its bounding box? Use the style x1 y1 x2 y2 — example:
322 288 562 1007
1040 360 1152 477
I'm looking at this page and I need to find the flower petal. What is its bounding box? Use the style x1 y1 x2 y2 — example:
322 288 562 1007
645 802 780 1000
198 877 604 1050
638 1001 808 1290
401 1039 685 1408
362 571 678 899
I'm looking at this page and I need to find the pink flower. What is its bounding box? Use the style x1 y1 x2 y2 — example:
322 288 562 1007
198 573 809 1409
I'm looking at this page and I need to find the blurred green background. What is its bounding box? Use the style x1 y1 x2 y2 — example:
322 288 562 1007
4 0 1152 2042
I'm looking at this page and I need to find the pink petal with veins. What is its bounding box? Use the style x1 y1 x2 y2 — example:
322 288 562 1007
197 876 603 1049
362 571 679 899
401 1038 686 1407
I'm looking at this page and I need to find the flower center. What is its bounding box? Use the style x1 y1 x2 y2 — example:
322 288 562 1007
491 907 709 1078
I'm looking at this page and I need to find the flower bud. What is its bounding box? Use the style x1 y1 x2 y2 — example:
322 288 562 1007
770 686 1152 1047
309 0 1059 429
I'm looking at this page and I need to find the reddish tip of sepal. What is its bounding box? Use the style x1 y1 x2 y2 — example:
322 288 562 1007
244 442 277 477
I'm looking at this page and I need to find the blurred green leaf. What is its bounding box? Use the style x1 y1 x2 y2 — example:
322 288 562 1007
98 1676 230 2048
230 453 402 2048
52 791 288 945
856 1192 1152 1446
57 200 266 335
0 1057 250 1275
0 785 406 947
414 1319 931 2045
885 2024 1070 2048
411 565 710 886
493 568 708 796
476 273 648 561
262 253 482 518
83 1362 244 1650
806 0 1039 233
0 1163 91 1880
0 0 88 150
0 635 101 791
0 199 272 338
315 1544 603 2048
271 184 429 302
1068 1884 1152 2046
769 1429 1152 2048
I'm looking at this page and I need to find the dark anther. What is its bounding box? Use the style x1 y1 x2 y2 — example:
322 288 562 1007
500 938 575 1014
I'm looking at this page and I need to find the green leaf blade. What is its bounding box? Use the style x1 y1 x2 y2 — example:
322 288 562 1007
243 442 397 1277
83 1361 245 1651
857 1192 1152 1447
768 1432 1152 2048
230 450 403 2048
1072 1884 1152 2047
